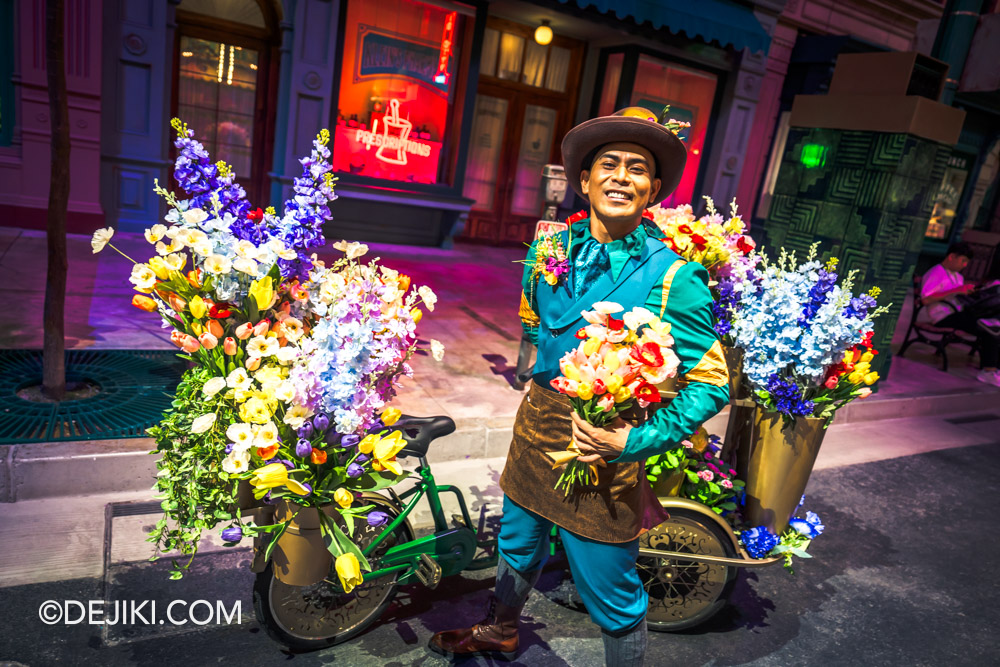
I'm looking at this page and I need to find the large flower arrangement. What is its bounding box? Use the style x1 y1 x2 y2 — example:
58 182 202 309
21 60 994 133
729 245 888 424
93 120 441 586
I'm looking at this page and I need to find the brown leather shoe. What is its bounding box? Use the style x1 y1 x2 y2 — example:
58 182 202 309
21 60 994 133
428 596 520 660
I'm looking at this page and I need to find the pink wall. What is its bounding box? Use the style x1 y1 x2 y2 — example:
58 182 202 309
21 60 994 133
0 0 104 232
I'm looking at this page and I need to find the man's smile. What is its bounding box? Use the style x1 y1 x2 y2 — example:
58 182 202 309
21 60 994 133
604 189 634 203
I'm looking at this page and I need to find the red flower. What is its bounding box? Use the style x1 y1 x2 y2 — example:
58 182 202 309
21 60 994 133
247 208 264 222
575 327 588 339
642 209 655 221
592 378 607 395
737 236 755 255
209 303 232 319
630 342 664 368
633 381 661 403
607 316 624 331
690 234 707 248
678 224 693 234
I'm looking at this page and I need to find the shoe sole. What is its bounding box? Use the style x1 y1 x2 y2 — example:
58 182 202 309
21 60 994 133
427 640 517 661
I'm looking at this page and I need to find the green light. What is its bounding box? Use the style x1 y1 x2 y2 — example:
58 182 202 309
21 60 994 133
800 143 828 169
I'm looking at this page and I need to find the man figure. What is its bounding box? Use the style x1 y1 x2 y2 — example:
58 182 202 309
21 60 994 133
428 108 729 665
920 241 1000 386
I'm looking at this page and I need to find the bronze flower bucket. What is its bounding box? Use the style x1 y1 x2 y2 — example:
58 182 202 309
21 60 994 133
269 501 334 586
722 345 748 401
744 408 828 533
235 479 258 511
651 470 685 497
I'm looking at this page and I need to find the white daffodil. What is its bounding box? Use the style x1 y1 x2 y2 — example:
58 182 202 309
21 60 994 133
222 449 251 474
202 377 227 397
275 346 299 365
333 239 369 260
192 240 213 256
91 227 115 254
203 254 232 274
282 404 313 429
226 422 255 450
430 339 445 362
235 240 259 260
129 264 157 291
233 257 259 276
144 224 167 244
226 367 252 391
273 381 296 404
246 336 279 358
165 226 181 239
182 208 209 225
191 413 217 434
163 253 187 272
592 301 624 314
253 421 279 448
268 239 297 261
418 285 437 312
623 307 657 331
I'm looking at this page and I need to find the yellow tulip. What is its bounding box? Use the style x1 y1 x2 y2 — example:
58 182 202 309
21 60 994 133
249 276 274 311
410 307 423 324
147 256 171 280
613 386 632 403
577 382 594 401
847 372 864 385
382 408 402 426
190 321 204 336
605 373 623 394
334 487 353 509
603 350 620 372
249 463 310 496
335 553 363 593
561 360 581 382
864 372 879 385
855 362 870 373
358 434 379 454
189 295 207 319
373 431 406 475
860 352 874 363
583 337 601 357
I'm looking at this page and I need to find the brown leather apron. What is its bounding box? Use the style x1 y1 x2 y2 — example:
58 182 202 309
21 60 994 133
499 381 667 543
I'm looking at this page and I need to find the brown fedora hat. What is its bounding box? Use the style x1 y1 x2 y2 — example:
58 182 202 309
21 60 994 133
561 107 688 201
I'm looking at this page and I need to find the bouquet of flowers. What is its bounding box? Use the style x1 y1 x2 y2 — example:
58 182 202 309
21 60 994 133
647 197 761 342
547 301 679 495
93 120 442 587
729 244 889 425
644 429 744 514
738 496 824 572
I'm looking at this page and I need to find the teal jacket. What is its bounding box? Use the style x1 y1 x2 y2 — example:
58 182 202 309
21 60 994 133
519 219 729 463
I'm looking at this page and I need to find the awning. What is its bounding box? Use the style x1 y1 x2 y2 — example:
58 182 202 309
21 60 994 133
557 0 771 54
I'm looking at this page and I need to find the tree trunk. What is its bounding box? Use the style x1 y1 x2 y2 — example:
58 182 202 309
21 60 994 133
43 0 69 400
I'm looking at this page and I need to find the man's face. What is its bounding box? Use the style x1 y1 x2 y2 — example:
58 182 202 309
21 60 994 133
581 143 661 225
944 252 970 272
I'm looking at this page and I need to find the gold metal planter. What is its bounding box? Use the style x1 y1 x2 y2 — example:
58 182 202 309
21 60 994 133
651 470 685 497
269 501 334 586
744 409 828 533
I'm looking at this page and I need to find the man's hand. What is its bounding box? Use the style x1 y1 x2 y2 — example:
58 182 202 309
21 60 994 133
571 411 633 464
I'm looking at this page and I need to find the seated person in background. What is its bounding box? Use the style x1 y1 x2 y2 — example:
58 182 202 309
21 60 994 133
920 241 1000 387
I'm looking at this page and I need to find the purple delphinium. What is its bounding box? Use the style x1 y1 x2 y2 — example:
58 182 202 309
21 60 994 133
764 374 815 417
842 293 877 320
797 267 838 326
712 279 739 337
171 121 250 222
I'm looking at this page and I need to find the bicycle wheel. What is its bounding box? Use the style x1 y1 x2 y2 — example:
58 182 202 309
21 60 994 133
637 506 738 632
253 493 413 651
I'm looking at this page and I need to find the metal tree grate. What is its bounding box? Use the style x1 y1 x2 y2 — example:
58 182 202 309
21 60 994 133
0 349 186 444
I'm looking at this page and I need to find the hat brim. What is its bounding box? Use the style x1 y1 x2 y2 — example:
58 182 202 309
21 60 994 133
561 116 688 202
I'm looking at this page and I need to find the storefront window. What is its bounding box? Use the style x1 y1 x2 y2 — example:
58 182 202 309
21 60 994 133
926 153 972 240
177 36 259 177
332 0 471 185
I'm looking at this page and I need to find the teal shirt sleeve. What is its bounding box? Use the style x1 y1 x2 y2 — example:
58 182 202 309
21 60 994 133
519 240 541 345
613 261 730 463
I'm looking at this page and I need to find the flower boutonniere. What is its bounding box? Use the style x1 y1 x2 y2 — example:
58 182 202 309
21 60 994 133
533 233 570 286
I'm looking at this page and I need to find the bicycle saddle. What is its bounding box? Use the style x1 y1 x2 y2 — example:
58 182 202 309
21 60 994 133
393 415 456 458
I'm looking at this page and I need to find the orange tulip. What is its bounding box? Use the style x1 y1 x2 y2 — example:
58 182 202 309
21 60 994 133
398 274 411 292
310 449 328 464
207 319 224 338
253 319 270 337
186 269 202 289
223 337 237 355
167 293 187 313
170 330 201 353
245 356 261 371
131 295 157 312
235 323 253 340
256 443 280 459
198 332 218 350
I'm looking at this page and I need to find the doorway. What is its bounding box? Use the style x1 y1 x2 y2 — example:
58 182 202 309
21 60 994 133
462 18 584 244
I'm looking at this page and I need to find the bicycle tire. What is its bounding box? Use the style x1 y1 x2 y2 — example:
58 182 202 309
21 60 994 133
253 493 413 651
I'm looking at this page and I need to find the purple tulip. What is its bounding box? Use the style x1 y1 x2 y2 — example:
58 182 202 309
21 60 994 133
325 430 343 446
299 482 312 496
341 434 360 448
366 511 389 528
313 413 330 432
347 462 364 478
297 423 314 439
355 453 369 463
295 439 313 458
221 526 242 542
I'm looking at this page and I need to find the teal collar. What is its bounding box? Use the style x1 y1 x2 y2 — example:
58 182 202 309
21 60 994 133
570 218 652 281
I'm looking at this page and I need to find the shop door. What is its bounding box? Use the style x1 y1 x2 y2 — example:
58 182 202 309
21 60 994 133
463 85 567 243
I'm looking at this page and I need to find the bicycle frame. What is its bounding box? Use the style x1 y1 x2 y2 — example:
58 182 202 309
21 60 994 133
357 457 496 584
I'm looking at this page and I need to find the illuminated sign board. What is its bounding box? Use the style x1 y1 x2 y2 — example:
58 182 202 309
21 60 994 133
436 12 457 85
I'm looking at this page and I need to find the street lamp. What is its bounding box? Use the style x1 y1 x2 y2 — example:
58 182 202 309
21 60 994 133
534 20 553 46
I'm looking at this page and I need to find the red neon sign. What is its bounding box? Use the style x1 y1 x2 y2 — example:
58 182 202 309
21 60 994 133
436 11 457 85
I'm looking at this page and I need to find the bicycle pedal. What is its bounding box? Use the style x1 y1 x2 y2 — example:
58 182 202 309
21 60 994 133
414 553 442 589
451 513 468 529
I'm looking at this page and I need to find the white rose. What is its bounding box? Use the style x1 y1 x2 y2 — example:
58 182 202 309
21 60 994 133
203 254 232 274
202 377 227 397
191 413 217 434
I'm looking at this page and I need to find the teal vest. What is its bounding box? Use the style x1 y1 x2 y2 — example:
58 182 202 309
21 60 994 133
532 230 679 388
